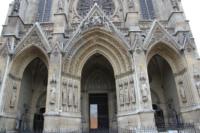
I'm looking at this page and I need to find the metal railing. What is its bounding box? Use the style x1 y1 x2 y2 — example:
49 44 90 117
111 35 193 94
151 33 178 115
0 123 199 133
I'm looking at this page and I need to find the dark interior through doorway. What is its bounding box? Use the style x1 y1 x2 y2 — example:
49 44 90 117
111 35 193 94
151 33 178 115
89 94 109 132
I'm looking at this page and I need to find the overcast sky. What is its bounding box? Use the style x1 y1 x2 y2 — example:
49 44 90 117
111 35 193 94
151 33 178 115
0 0 199 53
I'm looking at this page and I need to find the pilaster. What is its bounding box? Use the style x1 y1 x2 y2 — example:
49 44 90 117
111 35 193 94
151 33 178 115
179 39 200 123
44 45 62 131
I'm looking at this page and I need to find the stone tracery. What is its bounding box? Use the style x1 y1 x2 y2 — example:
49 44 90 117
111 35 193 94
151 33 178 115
77 0 115 17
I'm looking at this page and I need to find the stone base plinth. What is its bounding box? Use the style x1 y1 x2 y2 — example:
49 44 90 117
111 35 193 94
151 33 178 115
117 110 155 128
44 112 82 131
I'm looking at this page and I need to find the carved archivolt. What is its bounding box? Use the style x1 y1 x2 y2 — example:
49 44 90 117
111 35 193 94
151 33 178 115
10 46 49 79
2 46 49 112
146 42 186 75
146 42 193 106
63 28 132 77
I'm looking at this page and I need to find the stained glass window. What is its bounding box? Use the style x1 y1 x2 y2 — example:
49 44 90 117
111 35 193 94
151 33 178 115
36 0 52 22
77 0 115 17
140 0 155 20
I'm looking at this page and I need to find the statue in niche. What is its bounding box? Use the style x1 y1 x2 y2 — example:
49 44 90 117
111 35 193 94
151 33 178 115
49 86 56 104
119 84 124 106
194 73 200 97
141 83 148 102
12 0 20 15
73 85 78 107
178 81 187 103
68 84 74 106
57 0 64 13
124 83 130 104
170 0 179 11
129 80 136 103
62 88 67 106
10 85 17 108
195 80 200 97
128 0 135 11
140 74 148 102
50 73 57 84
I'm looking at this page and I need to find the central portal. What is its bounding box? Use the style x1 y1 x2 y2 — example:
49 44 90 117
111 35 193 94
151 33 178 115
89 94 109 131
81 54 117 132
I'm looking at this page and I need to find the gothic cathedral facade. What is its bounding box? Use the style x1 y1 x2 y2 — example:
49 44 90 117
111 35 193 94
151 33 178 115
0 0 200 132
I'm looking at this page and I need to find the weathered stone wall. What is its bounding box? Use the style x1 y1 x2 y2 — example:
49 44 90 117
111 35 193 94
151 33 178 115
0 0 199 131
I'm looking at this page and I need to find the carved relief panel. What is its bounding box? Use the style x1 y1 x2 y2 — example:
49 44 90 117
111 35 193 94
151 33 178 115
62 76 80 113
117 74 136 112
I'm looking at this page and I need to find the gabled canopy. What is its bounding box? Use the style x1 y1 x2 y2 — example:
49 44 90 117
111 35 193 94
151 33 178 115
143 20 182 51
15 23 52 55
64 3 130 52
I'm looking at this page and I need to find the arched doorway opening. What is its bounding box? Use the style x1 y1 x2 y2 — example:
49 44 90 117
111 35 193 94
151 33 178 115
148 55 181 129
81 54 117 132
17 58 48 132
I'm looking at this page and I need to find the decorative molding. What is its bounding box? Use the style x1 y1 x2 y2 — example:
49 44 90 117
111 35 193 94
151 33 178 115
173 68 187 77
115 70 134 79
9 73 21 81
15 23 52 55
143 20 182 51
62 72 81 80
64 3 130 52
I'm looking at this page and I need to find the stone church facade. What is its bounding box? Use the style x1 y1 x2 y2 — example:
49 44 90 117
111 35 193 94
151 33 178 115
0 0 199 132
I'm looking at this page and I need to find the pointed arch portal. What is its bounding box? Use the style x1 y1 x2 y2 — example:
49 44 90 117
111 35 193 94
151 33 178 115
148 54 181 130
18 58 48 131
81 54 117 132
2 46 49 132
